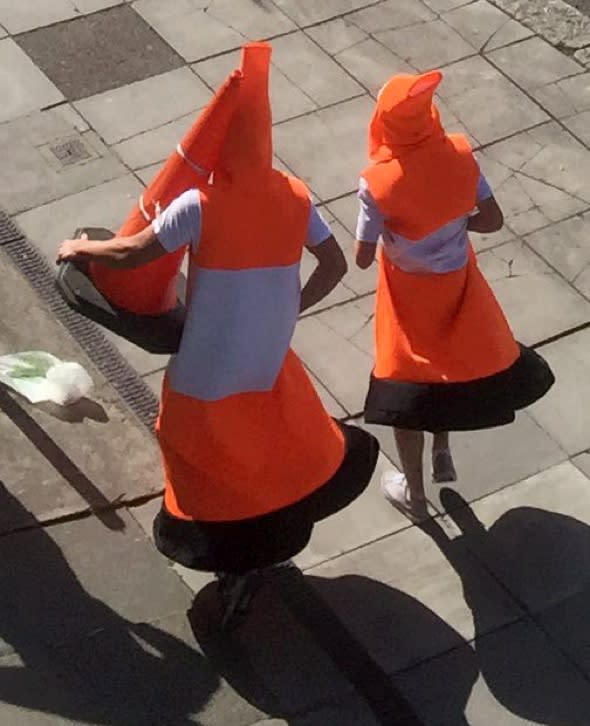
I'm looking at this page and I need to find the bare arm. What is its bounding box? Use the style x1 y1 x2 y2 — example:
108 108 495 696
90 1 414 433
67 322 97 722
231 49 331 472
467 195 504 234
300 235 347 313
57 226 168 269
355 240 377 269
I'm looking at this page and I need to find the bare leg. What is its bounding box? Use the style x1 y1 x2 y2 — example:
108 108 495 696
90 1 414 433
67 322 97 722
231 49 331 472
432 431 457 483
394 428 426 504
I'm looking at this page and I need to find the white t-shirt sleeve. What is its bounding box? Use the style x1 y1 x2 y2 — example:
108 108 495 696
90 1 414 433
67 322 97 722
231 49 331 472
306 203 333 248
152 188 201 253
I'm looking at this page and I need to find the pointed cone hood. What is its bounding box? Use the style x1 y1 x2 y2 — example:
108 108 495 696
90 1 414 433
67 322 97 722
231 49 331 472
216 42 273 184
369 70 444 162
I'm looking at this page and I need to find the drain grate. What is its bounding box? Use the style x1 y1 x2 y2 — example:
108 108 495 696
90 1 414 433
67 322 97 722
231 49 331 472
0 208 159 433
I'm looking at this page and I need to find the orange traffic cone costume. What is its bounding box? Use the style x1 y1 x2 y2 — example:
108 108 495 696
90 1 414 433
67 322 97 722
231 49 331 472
358 71 554 432
152 43 378 574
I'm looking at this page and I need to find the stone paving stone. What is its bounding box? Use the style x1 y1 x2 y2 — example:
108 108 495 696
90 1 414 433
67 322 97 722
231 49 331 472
0 107 126 216
0 507 193 653
573 451 590 478
112 112 195 170
133 0 242 63
305 17 368 55
563 108 590 146
17 4 184 101
193 50 316 124
395 619 590 725
135 162 161 185
0 39 63 124
306 370 347 418
333 37 415 95
457 461 590 613
271 32 364 108
15 174 143 264
74 67 211 145
103 327 169 375
293 304 374 414
436 56 549 146
537 587 590 681
62 610 267 726
274 95 374 201
528 329 590 456
271 0 378 27
0 0 122 34
443 0 533 52
204 0 296 39
346 0 435 32
526 211 590 292
363 410 567 509
375 19 476 71
307 526 522 675
421 0 474 9
0 253 163 529
296 452 407 571
493 0 590 49
478 240 590 344
488 37 584 91
143 367 165 396
533 73 590 118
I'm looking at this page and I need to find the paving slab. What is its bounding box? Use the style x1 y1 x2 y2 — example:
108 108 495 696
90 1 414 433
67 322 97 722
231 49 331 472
112 112 194 170
203 0 295 39
436 56 549 146
488 36 584 91
0 39 63 124
271 0 378 27
363 410 567 509
443 0 533 52
332 37 415 95
193 51 317 124
395 619 590 725
0 108 127 216
305 17 368 54
563 107 590 146
346 0 435 33
572 451 590 477
375 19 476 71
454 461 590 613
293 304 374 414
274 95 374 202
296 452 407 571
537 586 590 681
528 329 590 455
16 4 184 101
525 211 590 293
0 0 122 34
74 67 211 145
477 240 590 344
271 32 364 108
307 527 522 674
103 327 169 376
15 174 143 265
421 0 473 9
306 370 347 418
133 0 244 63
0 251 163 529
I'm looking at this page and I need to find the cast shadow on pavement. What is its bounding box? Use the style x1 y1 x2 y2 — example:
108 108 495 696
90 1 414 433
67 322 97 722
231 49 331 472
418 489 590 725
0 484 219 726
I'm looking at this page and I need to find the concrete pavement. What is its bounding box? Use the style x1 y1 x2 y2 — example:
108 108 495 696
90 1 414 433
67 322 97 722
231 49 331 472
1 0 590 723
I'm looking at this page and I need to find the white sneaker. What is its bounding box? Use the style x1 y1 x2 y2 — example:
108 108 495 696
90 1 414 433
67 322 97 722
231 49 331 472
381 471 428 523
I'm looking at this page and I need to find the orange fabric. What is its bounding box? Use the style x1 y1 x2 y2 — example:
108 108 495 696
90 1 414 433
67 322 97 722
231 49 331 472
89 71 242 315
363 71 519 384
157 43 345 522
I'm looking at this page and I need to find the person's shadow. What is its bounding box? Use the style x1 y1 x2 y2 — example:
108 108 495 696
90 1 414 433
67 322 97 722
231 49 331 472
421 488 590 725
0 482 219 726
189 568 479 725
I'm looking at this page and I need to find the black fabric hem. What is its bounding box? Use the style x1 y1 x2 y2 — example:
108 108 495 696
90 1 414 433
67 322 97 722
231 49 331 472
364 344 555 433
153 422 379 574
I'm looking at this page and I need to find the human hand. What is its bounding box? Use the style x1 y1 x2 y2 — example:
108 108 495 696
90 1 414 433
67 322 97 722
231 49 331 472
56 233 88 264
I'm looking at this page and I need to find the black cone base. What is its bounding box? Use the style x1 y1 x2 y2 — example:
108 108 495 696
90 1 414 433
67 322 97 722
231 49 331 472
56 227 184 354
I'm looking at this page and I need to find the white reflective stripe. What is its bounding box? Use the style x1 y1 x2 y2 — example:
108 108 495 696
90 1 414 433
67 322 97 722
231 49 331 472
168 263 301 401
176 144 208 177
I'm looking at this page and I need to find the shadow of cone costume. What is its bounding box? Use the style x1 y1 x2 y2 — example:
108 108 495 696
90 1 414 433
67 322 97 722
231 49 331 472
137 43 379 575
360 71 554 432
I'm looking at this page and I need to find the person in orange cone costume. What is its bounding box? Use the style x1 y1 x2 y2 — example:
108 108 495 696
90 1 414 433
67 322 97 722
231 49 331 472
354 70 554 523
58 42 379 625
